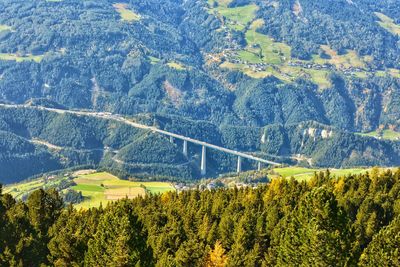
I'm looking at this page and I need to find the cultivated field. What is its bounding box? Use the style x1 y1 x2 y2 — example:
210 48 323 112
269 167 392 181
167 62 186 70
357 129 400 141
72 172 175 209
3 171 175 209
208 0 258 31
376 68 400 79
3 179 45 199
113 3 140 22
205 2 400 89
0 25 11 32
0 53 44 63
375 12 400 35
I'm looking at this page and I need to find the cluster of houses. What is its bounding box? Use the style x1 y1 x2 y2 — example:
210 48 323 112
288 61 332 70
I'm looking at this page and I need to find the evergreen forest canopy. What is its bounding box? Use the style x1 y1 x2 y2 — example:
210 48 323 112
0 169 399 266
1 0 400 181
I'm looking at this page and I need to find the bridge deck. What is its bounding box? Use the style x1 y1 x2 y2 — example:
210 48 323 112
0 104 281 166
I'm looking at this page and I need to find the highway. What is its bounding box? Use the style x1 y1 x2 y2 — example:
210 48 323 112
0 103 281 166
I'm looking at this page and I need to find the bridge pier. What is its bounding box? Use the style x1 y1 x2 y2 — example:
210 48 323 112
237 156 242 173
258 162 261 171
169 136 174 143
183 140 188 157
201 145 206 176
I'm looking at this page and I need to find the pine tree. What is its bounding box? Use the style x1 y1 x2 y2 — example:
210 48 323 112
47 206 92 266
206 241 228 267
85 200 153 267
275 186 353 266
359 215 400 266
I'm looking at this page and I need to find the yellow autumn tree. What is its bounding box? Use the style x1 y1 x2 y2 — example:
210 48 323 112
206 240 228 267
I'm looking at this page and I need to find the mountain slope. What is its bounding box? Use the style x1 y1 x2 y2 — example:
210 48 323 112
0 0 400 182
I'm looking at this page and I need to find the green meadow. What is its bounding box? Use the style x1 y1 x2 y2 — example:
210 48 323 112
375 12 400 35
208 0 258 31
167 61 186 70
113 3 140 22
357 129 400 141
72 172 175 209
0 25 12 32
269 166 392 181
4 171 175 210
0 53 44 63
206 4 387 90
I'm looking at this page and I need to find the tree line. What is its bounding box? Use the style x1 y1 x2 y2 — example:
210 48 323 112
1 168 399 266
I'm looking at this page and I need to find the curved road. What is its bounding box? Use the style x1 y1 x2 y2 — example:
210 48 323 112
0 103 281 166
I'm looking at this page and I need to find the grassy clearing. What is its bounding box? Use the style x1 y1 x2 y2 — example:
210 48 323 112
375 12 400 35
4 180 45 199
4 171 175 209
208 0 232 8
372 69 400 79
388 68 400 78
148 56 160 64
244 26 291 65
357 129 400 141
113 3 140 22
271 167 318 178
73 172 175 209
208 1 258 31
311 45 365 70
353 71 369 79
0 53 44 63
270 167 388 181
240 18 290 65
72 184 104 192
167 62 186 70
219 18 332 89
304 68 331 89
0 25 11 32
217 4 258 31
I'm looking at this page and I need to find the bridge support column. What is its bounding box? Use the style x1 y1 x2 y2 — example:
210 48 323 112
169 136 174 143
258 162 261 171
201 145 206 176
237 156 242 173
183 140 188 157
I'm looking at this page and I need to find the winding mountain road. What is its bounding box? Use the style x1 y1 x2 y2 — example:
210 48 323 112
0 103 281 167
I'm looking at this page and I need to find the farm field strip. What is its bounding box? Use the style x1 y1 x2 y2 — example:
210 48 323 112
113 3 140 22
270 167 393 181
375 12 400 35
0 25 11 31
206 4 400 88
72 172 174 209
3 171 175 209
0 53 44 63
356 129 400 141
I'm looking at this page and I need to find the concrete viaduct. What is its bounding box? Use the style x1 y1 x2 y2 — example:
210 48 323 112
0 104 281 175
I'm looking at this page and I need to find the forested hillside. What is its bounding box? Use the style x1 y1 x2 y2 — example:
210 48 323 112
1 0 400 181
1 106 400 183
1 169 399 266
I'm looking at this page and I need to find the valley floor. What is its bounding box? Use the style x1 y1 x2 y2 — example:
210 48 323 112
4 170 175 209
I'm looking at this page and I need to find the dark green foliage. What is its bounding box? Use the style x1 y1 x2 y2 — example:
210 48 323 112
0 188 63 266
1 0 400 183
1 107 400 183
0 0 399 133
62 189 83 204
359 215 400 266
85 200 153 266
258 0 400 66
272 187 352 266
1 169 400 265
